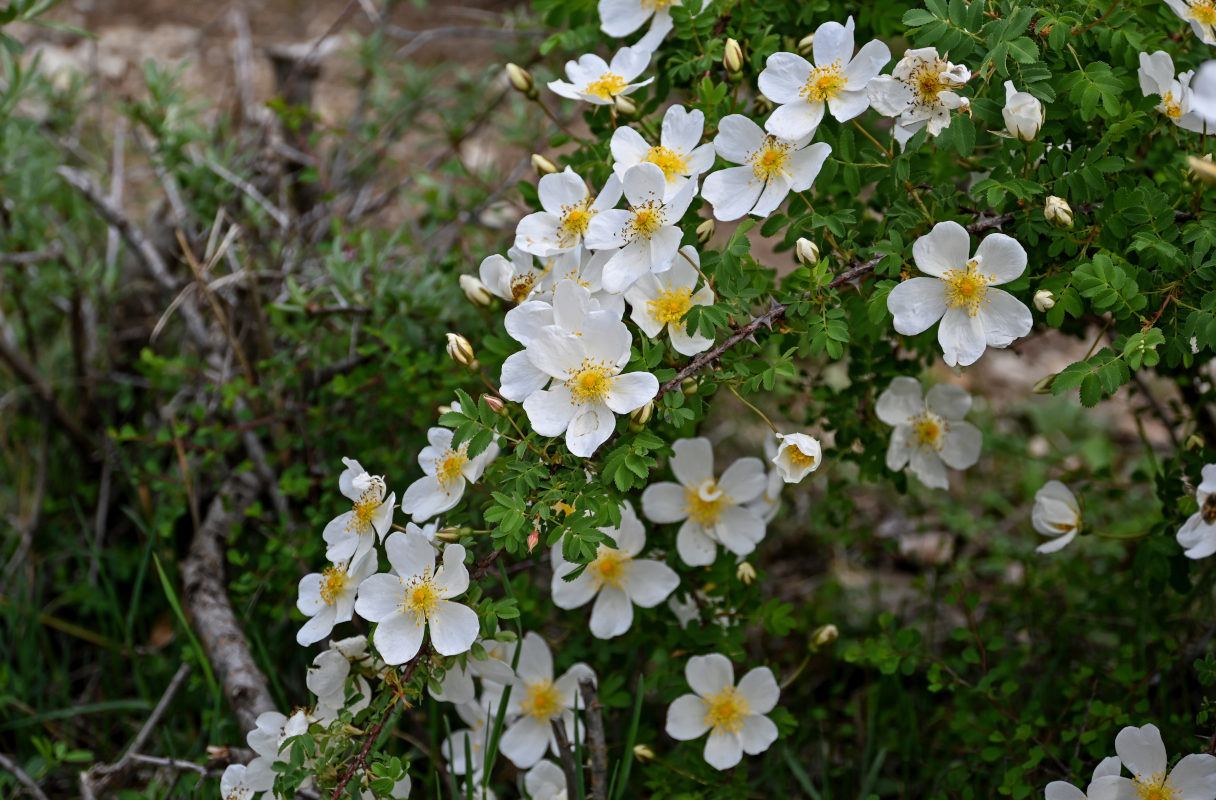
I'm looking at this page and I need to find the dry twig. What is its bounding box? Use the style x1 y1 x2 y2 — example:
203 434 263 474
578 678 608 800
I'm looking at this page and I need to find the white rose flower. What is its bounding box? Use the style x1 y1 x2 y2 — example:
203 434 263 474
499 632 596 769
248 709 310 764
585 162 697 293
1138 51 1208 133
610 105 715 202
887 220 1033 367
757 17 891 141
1001 81 1043 141
1165 0 1216 45
1032 481 1082 554
1177 464 1216 558
1105 723 1216 799
641 437 769 565
322 458 395 565
479 246 559 305
400 426 499 523
623 245 715 356
598 0 682 50
548 46 653 106
868 47 971 147
524 760 568 800
515 169 622 258
295 549 377 646
664 654 780 770
876 377 982 490
308 643 371 724
772 432 823 484
550 501 680 639
1044 756 1122 800
220 759 273 800
354 531 479 664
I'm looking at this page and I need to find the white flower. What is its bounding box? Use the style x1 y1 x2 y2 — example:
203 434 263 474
548 46 653 106
1043 756 1122 800
400 426 499 523
771 432 822 484
431 637 517 704
1138 51 1208 133
499 632 596 769
641 437 769 566
441 688 506 777
354 531 479 664
868 47 971 147
551 501 680 639
664 654 780 770
757 17 891 141
700 114 831 221
1104 723 1216 799
1178 464 1216 558
1165 0 1216 45
1001 81 1043 141
524 760 568 800
515 169 623 258
308 639 372 723
479 247 558 305
220 759 273 800
1032 481 1082 554
598 0 681 51
322 458 395 565
1191 61 1216 125
887 220 1032 367
585 162 697 293
611 105 715 202
623 245 715 355
876 377 981 490
248 709 310 764
295 549 377 646
519 309 658 458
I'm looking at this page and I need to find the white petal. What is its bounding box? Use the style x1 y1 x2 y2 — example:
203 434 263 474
937 307 988 367
765 100 824 142
736 667 779 714
687 653 735 697
738 713 778 755
552 565 598 609
1166 753 1216 797
642 482 689 523
676 520 718 566
374 612 425 665
599 0 652 37
565 403 617 458
436 544 470 597
1114 724 1167 780
605 371 659 414
876 377 924 426
701 165 764 222
757 52 811 104
939 421 981 470
908 448 949 489
925 382 972 419
662 105 705 152
786 141 833 193
355 574 404 622
1043 783 1088 800
429 601 479 656
589 587 634 638
828 88 872 123
610 126 651 173
713 114 764 164
296 605 336 647
500 717 551 769
813 18 855 67
665 694 711 740
386 529 437 578
868 75 913 117
713 505 764 555
973 233 1028 284
1035 529 1078 554
672 437 715 486
400 475 463 523
524 385 578 437
886 425 911 471
750 172 794 218
703 729 743 770
913 221 971 278
888 277 948 335
842 39 891 88
516 631 554 682
980 289 1033 349
623 559 679 607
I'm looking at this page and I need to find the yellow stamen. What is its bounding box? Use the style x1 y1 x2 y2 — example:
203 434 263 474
685 479 729 526
1162 91 1183 120
586 72 627 100
1203 494 1216 525
747 136 793 182
567 360 616 404
347 480 385 534
401 570 442 621
588 547 631 590
320 565 348 606
644 145 689 181
624 200 666 242
641 0 675 9
1190 0 1216 26
558 199 594 247
800 60 846 103
909 412 945 451
434 446 469 489
786 447 816 469
511 272 539 303
942 259 994 317
520 679 563 721
1132 773 1179 800
908 60 947 107
647 286 694 326
703 685 749 734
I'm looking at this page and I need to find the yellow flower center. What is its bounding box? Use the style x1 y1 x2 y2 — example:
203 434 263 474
1162 91 1184 120
641 0 676 9
586 72 627 100
647 286 694 326
786 446 817 469
909 412 944 451
320 564 348 606
747 136 793 182
625 200 667 242
1190 0 1216 25
588 547 631 590
909 60 947 106
558 200 594 247
942 259 994 317
567 360 616 404
434 446 469 489
1203 494 1216 524
800 60 846 103
703 685 749 734
644 145 689 181
520 679 563 721
685 479 729 526
511 272 539 303
1133 773 1179 800
402 571 442 621
347 480 385 534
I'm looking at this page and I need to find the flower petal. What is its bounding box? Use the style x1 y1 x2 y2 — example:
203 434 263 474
665 694 711 740
672 437 715 486
1114 724 1168 780
925 382 972 419
589 587 634 638
736 667 780 715
606 371 659 414
701 165 765 222
980 289 1033 349
373 611 425 665
355 574 403 622
1165 753 1216 797
719 457 767 503
973 232 1028 284
566 403 618 457
429 601 479 656
876 376 924 426
909 447 949 489
703 729 743 770
738 713 778 756
385 529 436 578
888 277 948 335
938 306 988 367
676 520 718 566
913 221 970 278
713 114 765 163
687 653 735 697
623 558 679 607
939 420 981 470
642 481 689 523
524 385 578 438
758 51 811 104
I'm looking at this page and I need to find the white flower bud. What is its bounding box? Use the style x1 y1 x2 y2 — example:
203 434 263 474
723 38 744 74
1001 81 1044 142
481 394 505 414
505 63 535 97
681 377 698 395
632 744 656 762
630 401 654 426
531 153 558 176
753 94 773 115
613 93 637 116
735 561 756 585
795 237 819 266
695 218 715 245
1033 289 1055 312
812 623 839 648
445 333 477 369
796 33 815 57
1044 195 1073 229
459 274 493 307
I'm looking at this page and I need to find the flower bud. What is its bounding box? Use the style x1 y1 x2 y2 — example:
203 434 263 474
1033 289 1055 312
505 63 536 98
1189 154 1216 186
753 94 773 115
630 400 654 426
796 33 815 57
632 744 656 762
811 623 839 648
723 38 744 74
531 153 558 176
445 333 477 369
735 561 756 585
1001 81 1044 142
436 526 462 542
482 394 505 414
613 93 637 116
1044 195 1073 229
681 377 698 395
526 527 540 553
459 274 493 307
795 237 819 266
695 218 715 245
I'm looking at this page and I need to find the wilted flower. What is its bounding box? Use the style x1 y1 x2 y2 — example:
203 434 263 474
876 377 982 490
869 47 971 147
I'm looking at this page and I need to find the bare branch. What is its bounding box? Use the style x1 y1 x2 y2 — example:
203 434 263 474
86 663 192 791
550 716 580 799
578 678 608 800
0 752 50 800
